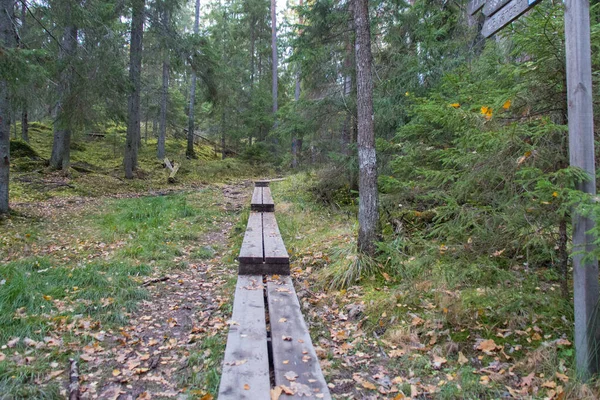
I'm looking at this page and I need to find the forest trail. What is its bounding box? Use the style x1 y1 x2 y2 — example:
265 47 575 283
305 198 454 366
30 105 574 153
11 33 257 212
0 183 252 399
81 185 248 399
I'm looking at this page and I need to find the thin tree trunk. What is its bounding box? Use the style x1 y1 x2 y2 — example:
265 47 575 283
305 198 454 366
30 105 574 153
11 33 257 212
124 0 145 179
0 0 12 213
354 0 379 255
271 0 278 116
157 10 169 160
292 0 303 168
20 3 28 143
50 22 77 171
187 0 200 159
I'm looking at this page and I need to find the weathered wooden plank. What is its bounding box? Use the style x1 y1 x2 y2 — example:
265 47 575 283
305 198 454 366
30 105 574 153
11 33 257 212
250 187 263 212
267 277 331 399
564 0 600 377
483 0 511 17
262 187 275 212
262 212 289 265
218 275 270 400
482 0 542 37
238 212 264 265
467 0 485 15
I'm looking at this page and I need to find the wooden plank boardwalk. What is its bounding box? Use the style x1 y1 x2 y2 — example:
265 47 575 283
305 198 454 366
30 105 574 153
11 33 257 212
218 180 331 399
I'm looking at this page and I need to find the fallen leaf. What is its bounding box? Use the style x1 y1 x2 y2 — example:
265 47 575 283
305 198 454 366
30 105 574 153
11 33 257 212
521 372 535 387
284 371 298 382
362 381 377 390
458 352 468 365
280 385 295 395
243 384 250 390
477 339 500 354
270 386 282 400
432 355 447 369
542 380 557 389
555 372 569 383
112 369 121 377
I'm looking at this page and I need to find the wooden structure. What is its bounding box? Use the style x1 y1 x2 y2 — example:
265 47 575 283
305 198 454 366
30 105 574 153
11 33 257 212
218 181 331 399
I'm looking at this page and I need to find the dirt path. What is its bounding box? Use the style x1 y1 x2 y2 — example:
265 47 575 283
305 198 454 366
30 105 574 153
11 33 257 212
76 185 249 400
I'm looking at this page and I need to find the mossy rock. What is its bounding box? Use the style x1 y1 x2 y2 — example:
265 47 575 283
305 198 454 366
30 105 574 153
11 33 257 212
10 140 41 159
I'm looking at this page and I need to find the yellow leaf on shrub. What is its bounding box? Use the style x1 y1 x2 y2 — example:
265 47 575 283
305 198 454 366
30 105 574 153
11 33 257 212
503 100 512 110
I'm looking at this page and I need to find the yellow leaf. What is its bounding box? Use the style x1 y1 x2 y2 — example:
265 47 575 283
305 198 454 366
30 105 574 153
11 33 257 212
270 386 283 400
244 384 250 390
481 106 493 120
112 369 121 377
200 395 214 400
503 100 512 110
555 372 569 382
405 92 410 96
450 103 460 108
552 192 559 197
43 295 53 301
362 381 377 390
458 352 468 365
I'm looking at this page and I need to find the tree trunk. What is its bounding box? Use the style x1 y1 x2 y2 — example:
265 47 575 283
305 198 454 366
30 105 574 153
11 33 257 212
124 0 145 179
20 2 28 143
291 0 303 169
0 0 14 213
186 0 200 159
354 0 379 256
271 0 278 116
157 10 169 160
50 22 77 171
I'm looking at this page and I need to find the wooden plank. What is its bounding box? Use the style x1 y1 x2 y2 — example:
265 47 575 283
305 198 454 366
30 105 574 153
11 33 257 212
238 212 264 265
262 187 275 212
218 275 270 399
482 0 542 37
467 0 485 15
483 0 511 17
262 212 289 265
255 180 270 187
250 187 263 212
267 276 331 399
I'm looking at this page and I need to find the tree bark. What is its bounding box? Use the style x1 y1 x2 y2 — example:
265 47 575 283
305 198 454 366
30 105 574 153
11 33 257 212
292 0 303 168
354 0 379 255
271 0 278 116
20 2 28 143
0 0 14 213
186 0 200 159
50 21 77 171
124 0 145 179
157 9 169 160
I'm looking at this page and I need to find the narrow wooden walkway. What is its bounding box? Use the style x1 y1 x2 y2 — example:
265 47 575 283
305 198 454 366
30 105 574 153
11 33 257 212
218 180 331 399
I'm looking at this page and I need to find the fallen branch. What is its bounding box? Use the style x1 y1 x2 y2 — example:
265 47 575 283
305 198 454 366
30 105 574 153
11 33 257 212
69 359 80 400
142 276 170 287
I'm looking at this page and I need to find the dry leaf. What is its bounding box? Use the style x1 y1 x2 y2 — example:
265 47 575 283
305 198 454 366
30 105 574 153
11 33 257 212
362 381 377 390
270 386 283 400
555 372 569 383
521 372 535 387
284 371 298 382
243 383 250 390
432 355 447 369
458 352 468 365
477 339 500 354
280 385 295 395
542 380 557 389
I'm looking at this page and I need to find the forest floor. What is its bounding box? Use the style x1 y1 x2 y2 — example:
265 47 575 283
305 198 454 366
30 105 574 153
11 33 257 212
2 125 600 399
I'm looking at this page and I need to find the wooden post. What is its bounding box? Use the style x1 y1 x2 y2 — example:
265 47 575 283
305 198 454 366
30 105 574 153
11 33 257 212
565 0 600 379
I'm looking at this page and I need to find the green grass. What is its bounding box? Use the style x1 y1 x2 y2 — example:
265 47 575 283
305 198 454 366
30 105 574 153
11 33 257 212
269 171 590 399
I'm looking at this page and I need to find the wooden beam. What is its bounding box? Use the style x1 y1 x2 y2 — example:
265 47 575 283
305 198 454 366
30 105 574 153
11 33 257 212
564 0 600 379
482 0 511 16
267 276 331 399
481 0 542 38
467 0 485 15
218 275 271 399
